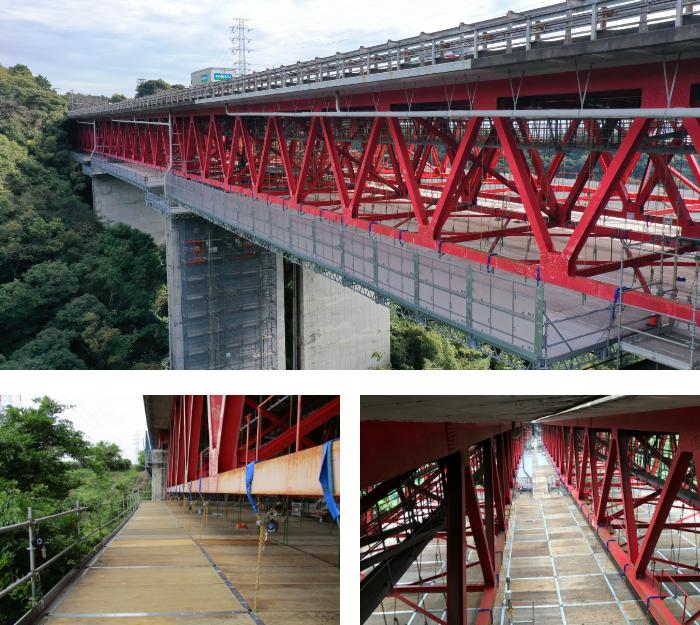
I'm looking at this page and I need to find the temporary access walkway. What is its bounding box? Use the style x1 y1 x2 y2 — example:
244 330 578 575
39 500 339 624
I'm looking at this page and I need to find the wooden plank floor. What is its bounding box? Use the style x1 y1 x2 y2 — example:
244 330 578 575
42 500 339 625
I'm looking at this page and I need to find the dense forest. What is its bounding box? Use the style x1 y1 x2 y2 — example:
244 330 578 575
0 64 169 369
0 398 149 623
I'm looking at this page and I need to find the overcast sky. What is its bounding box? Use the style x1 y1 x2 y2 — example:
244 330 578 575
1 0 559 98
2 395 147 463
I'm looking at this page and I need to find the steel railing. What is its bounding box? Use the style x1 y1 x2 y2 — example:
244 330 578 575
67 0 694 118
0 494 139 608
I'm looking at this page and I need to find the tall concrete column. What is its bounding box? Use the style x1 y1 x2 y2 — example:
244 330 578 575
298 268 391 369
168 216 283 370
166 216 185 369
91 175 166 244
150 450 168 501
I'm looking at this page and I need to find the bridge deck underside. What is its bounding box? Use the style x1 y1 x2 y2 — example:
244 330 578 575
46 501 339 624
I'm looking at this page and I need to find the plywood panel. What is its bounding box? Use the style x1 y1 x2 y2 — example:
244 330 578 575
50 616 252 625
513 529 548 541
57 583 243 614
563 603 628 624
549 538 591 556
547 528 584 541
557 574 615 604
508 556 553 578
264 613 340 625
511 540 550 558
234 583 339 612
220 566 340 585
545 517 578 528
553 554 601 576
112 539 194 547
78 567 222 587
119 528 186 537
209 554 331 567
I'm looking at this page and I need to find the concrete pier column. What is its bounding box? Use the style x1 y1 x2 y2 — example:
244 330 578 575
166 216 185 369
167 216 283 370
150 450 168 500
298 268 391 369
91 175 166 244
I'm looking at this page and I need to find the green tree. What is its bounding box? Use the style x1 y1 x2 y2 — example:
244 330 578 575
34 75 52 90
137 450 146 471
0 328 87 369
108 93 127 103
0 397 91 498
90 441 131 472
136 79 171 98
170 83 185 90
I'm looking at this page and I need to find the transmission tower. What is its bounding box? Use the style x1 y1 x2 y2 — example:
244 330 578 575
229 18 251 77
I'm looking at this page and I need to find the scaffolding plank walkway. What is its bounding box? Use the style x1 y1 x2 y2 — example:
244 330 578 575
41 500 339 624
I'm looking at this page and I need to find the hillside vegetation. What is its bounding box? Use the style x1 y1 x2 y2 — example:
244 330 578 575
0 398 149 624
0 64 168 369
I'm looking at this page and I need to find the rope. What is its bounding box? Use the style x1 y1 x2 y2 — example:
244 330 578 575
253 511 266 611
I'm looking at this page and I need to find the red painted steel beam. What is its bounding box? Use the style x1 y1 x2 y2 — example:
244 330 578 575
255 396 340 461
207 395 245 482
446 451 467 624
635 443 693 574
465 448 495 584
240 397 317 453
360 421 513 488
185 395 203 482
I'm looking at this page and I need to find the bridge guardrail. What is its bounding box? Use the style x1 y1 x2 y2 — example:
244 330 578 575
67 0 694 118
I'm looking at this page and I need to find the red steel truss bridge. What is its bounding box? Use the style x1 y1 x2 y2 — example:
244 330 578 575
360 395 700 625
70 0 700 369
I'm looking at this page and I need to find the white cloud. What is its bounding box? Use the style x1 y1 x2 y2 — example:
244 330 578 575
1 0 558 96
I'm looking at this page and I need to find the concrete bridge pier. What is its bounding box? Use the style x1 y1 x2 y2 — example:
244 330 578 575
166 215 283 370
92 174 166 244
293 267 391 370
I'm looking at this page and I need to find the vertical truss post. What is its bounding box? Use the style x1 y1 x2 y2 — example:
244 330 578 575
446 451 467 625
465 451 494 584
579 428 590 497
566 427 575 485
594 431 618 527
617 430 639 563
588 428 599 514
482 438 495 564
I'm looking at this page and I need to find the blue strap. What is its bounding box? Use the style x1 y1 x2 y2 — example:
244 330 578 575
199 477 202 494
246 461 261 514
319 441 340 526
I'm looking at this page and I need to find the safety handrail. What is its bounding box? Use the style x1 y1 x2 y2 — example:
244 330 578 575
0 494 139 607
67 0 693 118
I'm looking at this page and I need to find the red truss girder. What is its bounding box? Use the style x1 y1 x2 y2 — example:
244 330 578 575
162 395 339 488
361 424 526 625
76 60 700 322
541 409 700 625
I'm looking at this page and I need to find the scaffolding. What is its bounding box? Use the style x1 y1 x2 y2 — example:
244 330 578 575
179 216 278 370
616 234 700 369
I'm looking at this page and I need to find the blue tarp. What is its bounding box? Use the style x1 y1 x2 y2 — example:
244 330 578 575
245 461 261 514
320 440 340 526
